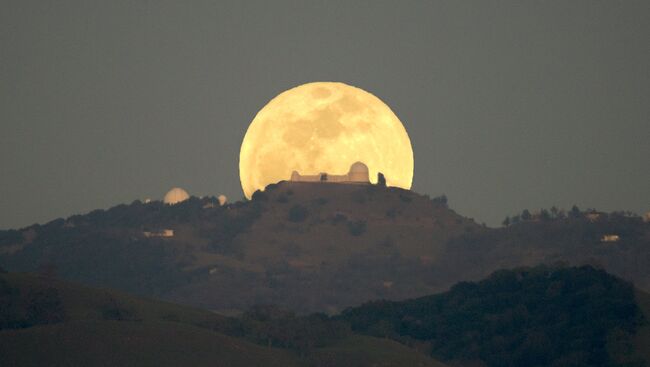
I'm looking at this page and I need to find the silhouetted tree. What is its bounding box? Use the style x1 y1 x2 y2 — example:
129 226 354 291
431 195 448 207
521 209 532 221
26 288 65 325
377 172 386 187
569 205 582 218
550 206 559 218
288 205 308 222
502 216 510 227
251 190 268 201
347 220 367 236
539 209 551 221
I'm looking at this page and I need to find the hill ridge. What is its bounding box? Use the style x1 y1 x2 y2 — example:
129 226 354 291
1 181 648 315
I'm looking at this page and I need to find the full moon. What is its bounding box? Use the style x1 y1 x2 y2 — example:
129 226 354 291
239 82 414 199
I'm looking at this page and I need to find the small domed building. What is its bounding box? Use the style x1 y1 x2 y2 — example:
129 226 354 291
348 162 370 182
218 194 228 206
164 187 190 205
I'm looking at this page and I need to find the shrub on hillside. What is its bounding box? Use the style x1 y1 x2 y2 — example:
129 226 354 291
25 288 66 326
352 191 367 204
101 298 139 321
386 208 398 219
315 197 328 205
330 213 347 225
288 205 309 222
399 193 412 203
431 195 448 208
251 190 268 201
347 220 367 236
241 306 350 352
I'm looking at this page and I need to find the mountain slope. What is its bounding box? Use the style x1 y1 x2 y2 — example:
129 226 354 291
0 320 300 367
1 181 648 314
0 182 477 313
340 265 647 367
0 271 449 367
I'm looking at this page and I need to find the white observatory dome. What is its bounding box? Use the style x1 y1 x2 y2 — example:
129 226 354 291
164 187 190 205
218 195 228 206
348 161 370 183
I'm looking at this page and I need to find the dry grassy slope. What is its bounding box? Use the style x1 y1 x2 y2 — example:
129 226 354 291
0 272 451 367
0 320 302 367
0 321 451 367
307 334 449 367
239 182 479 268
0 272 300 367
2 272 226 326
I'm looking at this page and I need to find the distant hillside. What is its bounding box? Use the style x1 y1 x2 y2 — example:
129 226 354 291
0 181 648 314
0 271 297 367
441 209 650 292
0 271 448 367
0 182 476 313
340 265 649 367
2 267 648 367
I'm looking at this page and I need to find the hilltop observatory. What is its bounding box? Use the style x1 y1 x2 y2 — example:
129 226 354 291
290 161 370 184
164 187 190 205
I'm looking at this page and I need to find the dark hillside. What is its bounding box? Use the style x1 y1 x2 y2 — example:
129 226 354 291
0 320 301 367
0 183 477 313
1 182 648 315
0 271 449 367
0 271 300 367
0 196 263 298
341 265 646 367
441 213 650 290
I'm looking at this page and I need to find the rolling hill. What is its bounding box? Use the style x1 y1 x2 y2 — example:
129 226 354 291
2 266 648 367
339 265 650 367
0 271 448 367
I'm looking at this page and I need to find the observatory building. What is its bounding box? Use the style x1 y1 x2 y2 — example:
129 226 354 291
164 187 190 205
290 161 370 184
218 195 228 206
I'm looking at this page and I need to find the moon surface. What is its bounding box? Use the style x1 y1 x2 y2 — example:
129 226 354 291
239 82 414 199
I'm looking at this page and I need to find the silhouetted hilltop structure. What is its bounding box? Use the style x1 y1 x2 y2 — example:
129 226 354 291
290 161 370 184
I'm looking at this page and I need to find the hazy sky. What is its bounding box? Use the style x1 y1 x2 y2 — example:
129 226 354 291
1 1 648 229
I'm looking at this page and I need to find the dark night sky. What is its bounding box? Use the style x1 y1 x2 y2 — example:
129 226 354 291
1 1 648 229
